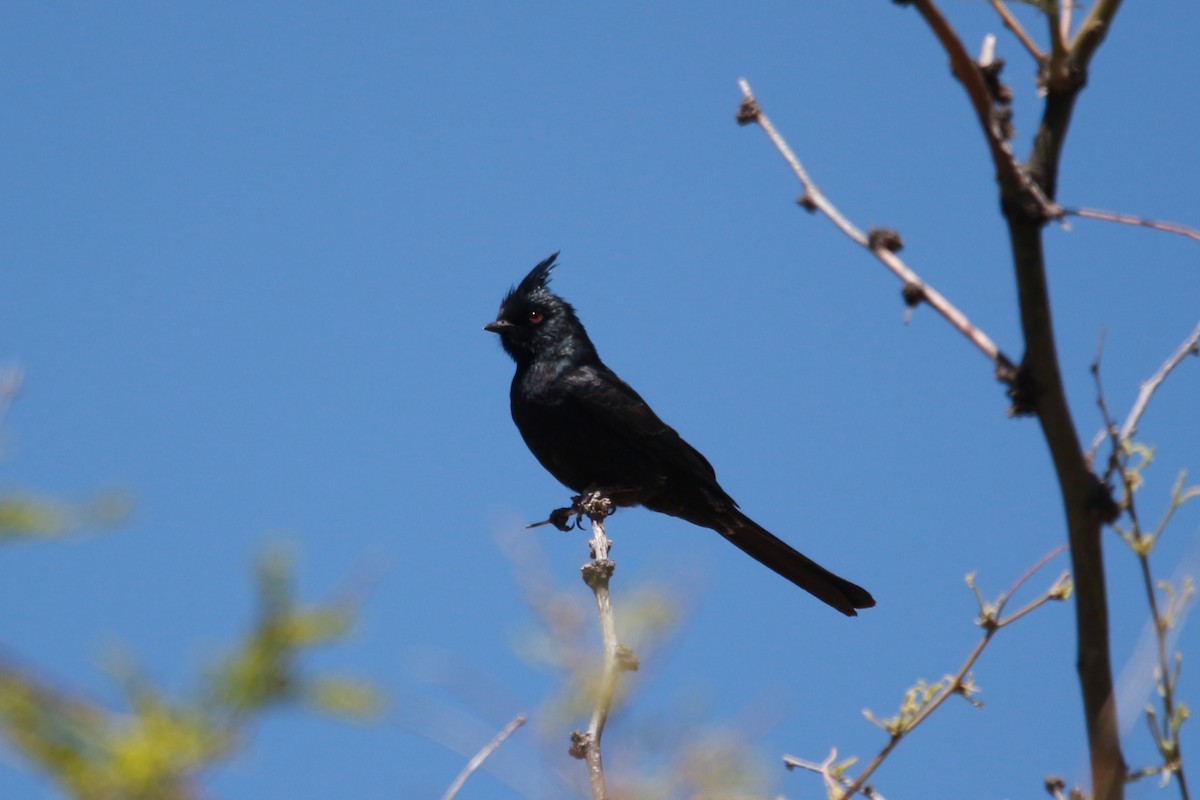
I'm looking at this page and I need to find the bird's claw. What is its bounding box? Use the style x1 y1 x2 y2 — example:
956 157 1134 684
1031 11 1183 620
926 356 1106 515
577 490 616 519
527 491 617 532
527 504 583 531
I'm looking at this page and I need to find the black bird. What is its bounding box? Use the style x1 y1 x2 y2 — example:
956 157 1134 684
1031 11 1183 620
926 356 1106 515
485 253 874 616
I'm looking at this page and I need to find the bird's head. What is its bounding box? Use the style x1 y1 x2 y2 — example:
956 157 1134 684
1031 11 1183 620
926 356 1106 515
485 253 593 365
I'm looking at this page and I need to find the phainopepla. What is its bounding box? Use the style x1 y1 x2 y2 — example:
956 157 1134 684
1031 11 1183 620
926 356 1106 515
485 253 875 616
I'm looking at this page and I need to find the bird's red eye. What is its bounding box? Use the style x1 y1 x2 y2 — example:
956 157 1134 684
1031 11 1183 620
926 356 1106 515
528 310 543 324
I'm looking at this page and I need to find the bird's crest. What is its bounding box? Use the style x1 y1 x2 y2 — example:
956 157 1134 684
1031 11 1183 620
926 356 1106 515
506 252 560 304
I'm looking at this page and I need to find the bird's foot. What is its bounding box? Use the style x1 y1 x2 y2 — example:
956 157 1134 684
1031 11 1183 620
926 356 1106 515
526 489 617 532
527 504 584 532
577 489 616 521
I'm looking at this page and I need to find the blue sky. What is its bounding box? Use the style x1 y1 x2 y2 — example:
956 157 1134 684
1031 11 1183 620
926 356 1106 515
1 2 1198 798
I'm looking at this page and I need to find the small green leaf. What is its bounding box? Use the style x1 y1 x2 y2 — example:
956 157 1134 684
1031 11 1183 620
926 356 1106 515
305 678 382 719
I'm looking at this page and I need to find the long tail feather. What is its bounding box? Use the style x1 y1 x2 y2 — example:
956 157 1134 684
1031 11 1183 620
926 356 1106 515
716 511 875 616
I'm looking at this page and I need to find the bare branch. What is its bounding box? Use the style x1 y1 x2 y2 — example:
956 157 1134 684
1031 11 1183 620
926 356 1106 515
999 570 1073 628
1045 0 1070 82
1089 322 1200 475
785 750 886 800
567 492 636 800
1119 322 1200 445
830 548 1070 798
743 4 1139 795
1070 0 1126 69
1059 0 1073 51
986 0 1046 62
1090 329 1197 798
736 79 1018 386
909 0 1059 219
986 543 1073 631
1095 349 1198 798
1086 329 1120 467
1064 206 1200 245
441 714 528 800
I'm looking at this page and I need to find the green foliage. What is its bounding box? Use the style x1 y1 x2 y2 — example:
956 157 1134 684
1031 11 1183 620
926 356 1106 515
0 547 378 799
0 492 130 543
863 677 956 737
203 547 370 715
0 386 378 798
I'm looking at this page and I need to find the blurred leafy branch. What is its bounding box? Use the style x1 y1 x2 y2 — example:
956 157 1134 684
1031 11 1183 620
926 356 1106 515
0 492 131 543
0 494 376 800
0 529 377 799
0 363 379 798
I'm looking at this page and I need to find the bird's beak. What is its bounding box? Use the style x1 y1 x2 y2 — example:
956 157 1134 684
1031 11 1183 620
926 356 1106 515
483 320 511 334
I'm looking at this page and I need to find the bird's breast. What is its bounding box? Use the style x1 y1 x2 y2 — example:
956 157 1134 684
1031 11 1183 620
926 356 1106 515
508 370 660 499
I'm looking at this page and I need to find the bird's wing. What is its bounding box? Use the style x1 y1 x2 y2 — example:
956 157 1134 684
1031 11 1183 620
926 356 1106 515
563 363 721 485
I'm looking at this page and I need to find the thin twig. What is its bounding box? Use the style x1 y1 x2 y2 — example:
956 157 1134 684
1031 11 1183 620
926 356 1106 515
784 750 886 800
1085 329 1118 466
568 492 634 800
1045 0 1069 81
584 499 618 744
1002 543 1070 604
1093 329 1198 799
1119 322 1200 445
1130 528 1192 799
441 714 528 800
1001 569 1073 627
736 79 1017 384
909 0 1059 218
1088 322 1200 470
1069 0 1127 69
1064 206 1200 245
785 750 844 798
986 0 1045 61
832 548 1070 799
1060 0 1073 48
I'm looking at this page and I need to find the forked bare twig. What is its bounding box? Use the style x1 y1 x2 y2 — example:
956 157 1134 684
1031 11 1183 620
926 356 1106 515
1090 325 1199 799
986 0 1045 61
736 79 1017 385
1120 322 1200 446
818 547 1070 799
910 0 1060 219
785 749 887 800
